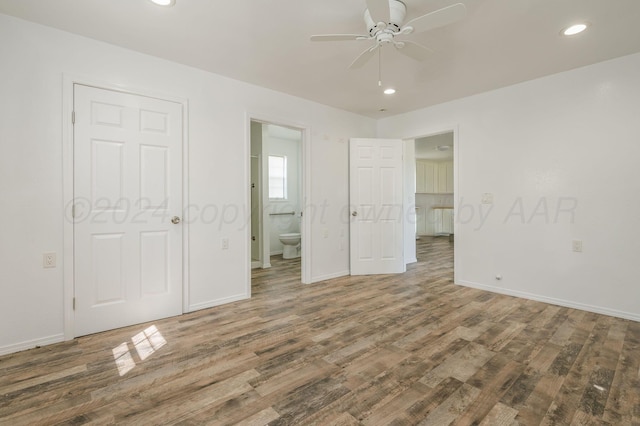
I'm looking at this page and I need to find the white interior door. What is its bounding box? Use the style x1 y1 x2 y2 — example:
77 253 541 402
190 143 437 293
73 84 183 336
350 138 405 275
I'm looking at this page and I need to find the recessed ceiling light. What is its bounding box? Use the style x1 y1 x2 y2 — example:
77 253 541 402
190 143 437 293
149 0 175 6
435 145 451 151
383 88 396 95
562 23 588 36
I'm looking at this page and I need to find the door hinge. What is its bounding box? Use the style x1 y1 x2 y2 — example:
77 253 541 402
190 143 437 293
72 111 75 124
72 297 76 310
71 204 76 219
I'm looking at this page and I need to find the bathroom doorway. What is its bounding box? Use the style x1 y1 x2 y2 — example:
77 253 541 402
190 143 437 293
250 119 305 279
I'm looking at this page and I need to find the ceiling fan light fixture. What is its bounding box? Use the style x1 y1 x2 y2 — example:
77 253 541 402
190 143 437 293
384 88 396 95
562 23 588 36
311 1 466 69
149 0 175 6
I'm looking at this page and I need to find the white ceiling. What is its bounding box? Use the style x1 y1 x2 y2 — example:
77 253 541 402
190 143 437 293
416 132 453 160
2 0 640 118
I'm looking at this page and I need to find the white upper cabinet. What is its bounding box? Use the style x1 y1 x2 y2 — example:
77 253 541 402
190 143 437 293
416 161 426 193
415 160 453 193
439 162 454 193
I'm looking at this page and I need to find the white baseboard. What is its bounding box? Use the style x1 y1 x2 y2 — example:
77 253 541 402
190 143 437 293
456 280 640 322
270 250 283 255
311 270 350 284
0 294 252 356
0 333 65 357
406 257 417 265
188 293 250 313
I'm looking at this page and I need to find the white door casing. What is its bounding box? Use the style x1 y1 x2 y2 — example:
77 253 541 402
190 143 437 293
349 138 405 275
250 155 261 264
73 84 183 336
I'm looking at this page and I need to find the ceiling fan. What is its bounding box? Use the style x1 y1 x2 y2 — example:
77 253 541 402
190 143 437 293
310 0 466 69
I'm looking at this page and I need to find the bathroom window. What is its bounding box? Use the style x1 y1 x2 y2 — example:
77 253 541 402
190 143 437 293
268 155 287 200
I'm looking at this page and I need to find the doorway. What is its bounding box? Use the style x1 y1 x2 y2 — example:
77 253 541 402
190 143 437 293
413 131 455 261
250 119 306 282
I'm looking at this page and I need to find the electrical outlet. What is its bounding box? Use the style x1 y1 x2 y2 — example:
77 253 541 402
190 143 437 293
322 228 329 238
221 238 229 250
43 253 56 268
572 240 583 252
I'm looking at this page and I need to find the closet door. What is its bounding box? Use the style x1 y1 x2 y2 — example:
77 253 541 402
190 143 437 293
73 84 183 336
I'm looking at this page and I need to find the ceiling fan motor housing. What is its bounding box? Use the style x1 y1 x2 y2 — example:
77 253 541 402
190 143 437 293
365 0 407 35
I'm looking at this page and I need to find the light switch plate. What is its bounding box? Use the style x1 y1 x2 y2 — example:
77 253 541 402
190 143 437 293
572 240 583 252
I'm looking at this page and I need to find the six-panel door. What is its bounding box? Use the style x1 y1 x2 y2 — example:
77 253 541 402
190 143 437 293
73 84 183 336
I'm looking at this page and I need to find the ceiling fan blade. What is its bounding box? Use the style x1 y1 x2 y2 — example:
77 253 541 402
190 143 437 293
349 46 378 69
366 0 390 24
310 34 369 42
395 41 432 61
403 3 466 34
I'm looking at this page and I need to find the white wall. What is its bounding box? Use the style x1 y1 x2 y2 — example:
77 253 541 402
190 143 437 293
0 14 375 354
379 52 640 321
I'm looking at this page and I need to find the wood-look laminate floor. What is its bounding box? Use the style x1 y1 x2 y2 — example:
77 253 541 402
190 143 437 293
1 237 639 425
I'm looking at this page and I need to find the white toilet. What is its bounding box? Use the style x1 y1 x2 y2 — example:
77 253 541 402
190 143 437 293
279 233 301 259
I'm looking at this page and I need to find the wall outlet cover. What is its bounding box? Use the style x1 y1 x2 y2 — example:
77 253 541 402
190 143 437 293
43 252 56 268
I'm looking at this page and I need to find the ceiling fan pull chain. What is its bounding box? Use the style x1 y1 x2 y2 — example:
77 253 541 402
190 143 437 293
378 47 382 87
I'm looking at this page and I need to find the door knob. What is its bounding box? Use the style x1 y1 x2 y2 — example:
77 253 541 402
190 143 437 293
171 216 181 224
352 211 358 217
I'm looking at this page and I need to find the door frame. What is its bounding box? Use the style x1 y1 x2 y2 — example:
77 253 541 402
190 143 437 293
245 112 312 285
62 74 190 341
250 154 263 269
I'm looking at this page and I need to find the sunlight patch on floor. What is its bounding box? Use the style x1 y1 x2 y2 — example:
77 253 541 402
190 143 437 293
112 342 136 376
112 325 167 376
132 325 167 361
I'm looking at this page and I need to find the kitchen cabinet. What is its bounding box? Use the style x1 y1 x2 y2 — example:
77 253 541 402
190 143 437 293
433 207 454 235
416 160 453 193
